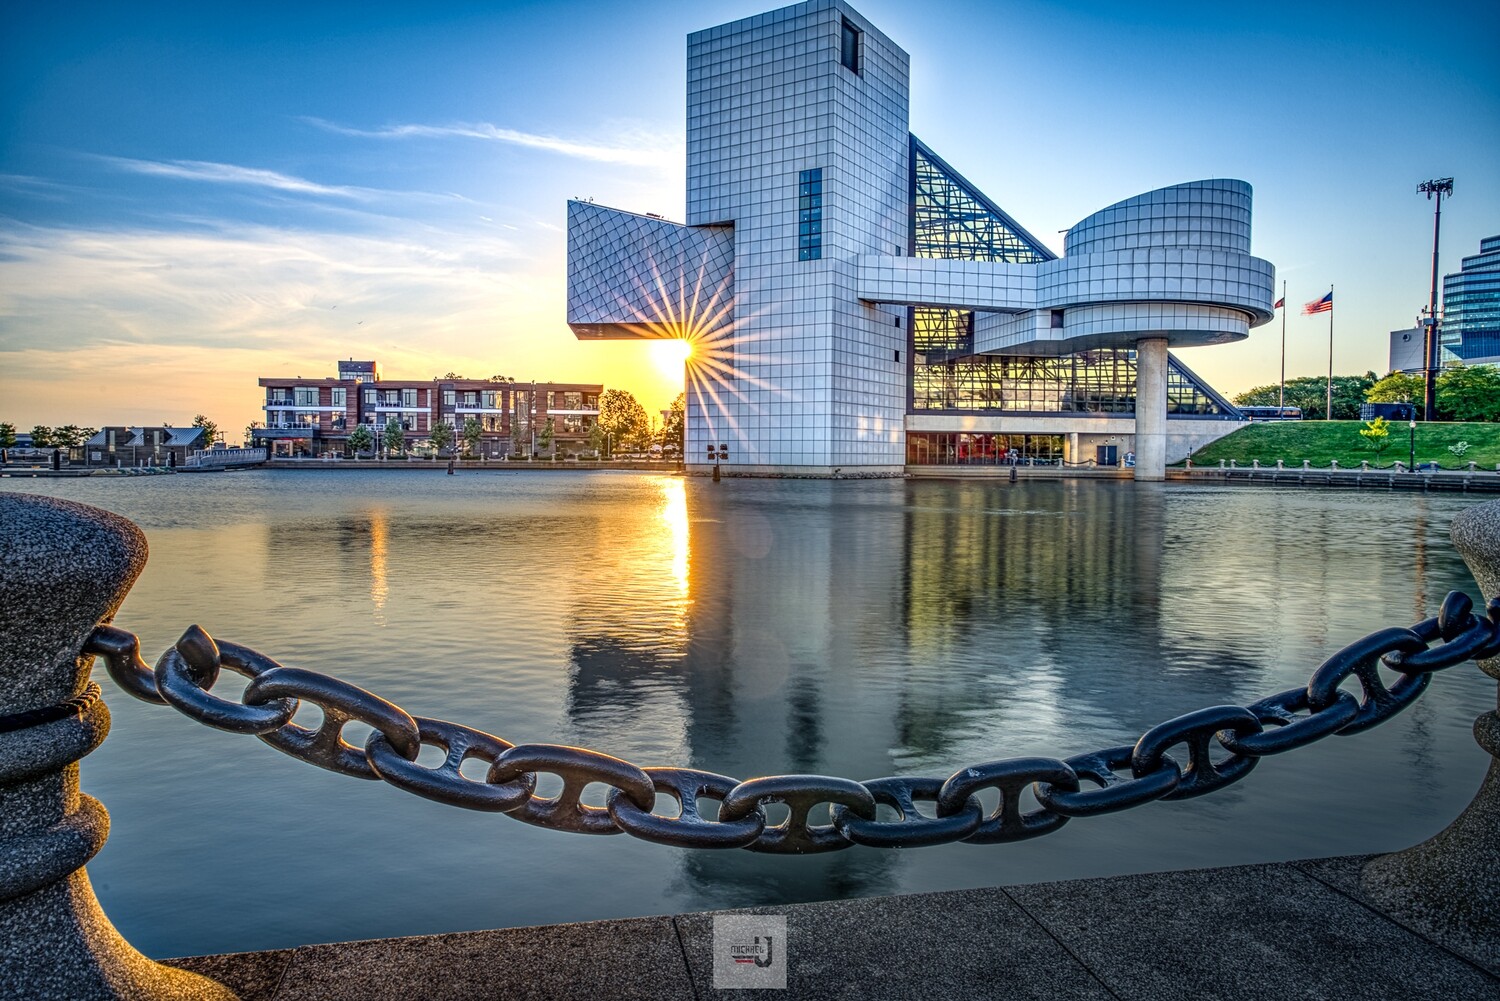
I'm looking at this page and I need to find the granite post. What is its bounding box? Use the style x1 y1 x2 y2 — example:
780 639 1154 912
1361 498 1500 970
0 493 236 999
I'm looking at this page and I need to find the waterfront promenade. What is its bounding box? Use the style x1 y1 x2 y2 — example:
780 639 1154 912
167 855 1498 999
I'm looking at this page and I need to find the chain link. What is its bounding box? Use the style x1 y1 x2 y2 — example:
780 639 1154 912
85 589 1500 851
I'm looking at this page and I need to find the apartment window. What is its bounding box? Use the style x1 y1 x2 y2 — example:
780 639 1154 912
364 388 377 405
331 388 346 407
443 389 455 407
798 168 823 261
294 386 319 406
401 388 418 408
483 390 501 409
840 18 861 74
1051 309 1065 329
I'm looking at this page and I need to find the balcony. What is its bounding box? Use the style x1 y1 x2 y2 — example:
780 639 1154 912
256 424 321 438
370 402 426 412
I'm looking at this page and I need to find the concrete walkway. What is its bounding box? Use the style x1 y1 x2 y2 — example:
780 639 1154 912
166 855 1498 1001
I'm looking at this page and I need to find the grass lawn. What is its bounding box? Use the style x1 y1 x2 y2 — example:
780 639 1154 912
1185 421 1500 469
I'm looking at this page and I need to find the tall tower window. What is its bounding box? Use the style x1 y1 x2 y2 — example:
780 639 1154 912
798 168 823 261
840 18 861 74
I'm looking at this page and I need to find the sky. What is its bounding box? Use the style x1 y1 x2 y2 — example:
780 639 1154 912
2 0 1498 442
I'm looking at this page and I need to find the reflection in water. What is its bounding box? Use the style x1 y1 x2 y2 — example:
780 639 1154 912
369 509 389 625
3 471 1490 957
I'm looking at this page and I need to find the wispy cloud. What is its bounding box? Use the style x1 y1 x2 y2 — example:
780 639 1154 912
100 155 367 199
303 117 676 167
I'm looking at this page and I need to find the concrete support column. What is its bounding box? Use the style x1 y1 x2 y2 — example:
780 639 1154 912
1134 337 1168 482
0 494 236 999
1067 432 1079 467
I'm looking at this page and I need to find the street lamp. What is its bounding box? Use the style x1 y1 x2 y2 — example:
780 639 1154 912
1417 178 1454 422
1409 416 1417 474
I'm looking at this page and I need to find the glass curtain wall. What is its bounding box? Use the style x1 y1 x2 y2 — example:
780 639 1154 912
906 137 1234 423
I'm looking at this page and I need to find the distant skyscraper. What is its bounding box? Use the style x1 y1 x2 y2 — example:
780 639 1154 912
1441 235 1500 367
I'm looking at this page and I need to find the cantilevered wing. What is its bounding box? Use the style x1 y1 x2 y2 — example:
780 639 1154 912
566 201 734 340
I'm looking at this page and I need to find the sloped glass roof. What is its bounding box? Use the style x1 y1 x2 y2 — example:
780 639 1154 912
910 136 1055 263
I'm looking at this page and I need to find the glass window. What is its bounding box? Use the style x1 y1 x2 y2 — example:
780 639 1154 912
401 388 418 408
443 389 455 406
294 386 319 407
840 18 860 74
798 168 823 261
331 388 346 407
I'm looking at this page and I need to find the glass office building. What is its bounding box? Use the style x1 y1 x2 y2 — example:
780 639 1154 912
1441 235 1500 366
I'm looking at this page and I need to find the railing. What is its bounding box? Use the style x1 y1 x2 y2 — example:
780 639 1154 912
185 448 267 467
2 491 1499 996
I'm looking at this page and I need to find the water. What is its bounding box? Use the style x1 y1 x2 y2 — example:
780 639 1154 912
2 471 1493 958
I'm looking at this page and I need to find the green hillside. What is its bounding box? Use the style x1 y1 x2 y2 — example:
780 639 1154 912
1185 421 1500 469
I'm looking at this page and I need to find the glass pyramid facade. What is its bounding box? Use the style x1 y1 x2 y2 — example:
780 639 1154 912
907 136 1238 418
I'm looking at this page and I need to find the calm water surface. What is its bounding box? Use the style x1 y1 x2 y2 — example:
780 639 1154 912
2 471 1492 957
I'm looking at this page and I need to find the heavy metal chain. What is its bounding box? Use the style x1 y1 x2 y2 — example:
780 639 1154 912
84 590 1500 854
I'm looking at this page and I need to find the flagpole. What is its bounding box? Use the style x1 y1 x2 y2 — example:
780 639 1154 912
1279 280 1287 411
1325 284 1334 420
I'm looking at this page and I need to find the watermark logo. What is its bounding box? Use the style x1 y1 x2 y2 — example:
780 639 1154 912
712 914 787 989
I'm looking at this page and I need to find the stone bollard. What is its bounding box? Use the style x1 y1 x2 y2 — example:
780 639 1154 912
1230 459 1237 469
1252 459 1259 469
1330 459 1339 470
1470 461 1477 473
1302 460 1311 470
1361 460 1369 471
0 495 236 999
1218 459 1225 470
1276 459 1284 470
1362 498 1500 971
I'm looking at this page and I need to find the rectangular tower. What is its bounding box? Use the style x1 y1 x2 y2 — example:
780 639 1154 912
685 0 910 474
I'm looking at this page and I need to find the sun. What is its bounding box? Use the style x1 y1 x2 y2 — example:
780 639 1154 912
650 338 693 378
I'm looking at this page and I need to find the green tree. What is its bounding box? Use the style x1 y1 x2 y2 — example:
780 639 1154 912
428 420 455 454
192 413 220 448
597 388 649 452
43 425 95 450
347 423 374 455
383 417 405 455
539 416 555 453
462 417 483 457
1234 372 1376 420
1436 364 1500 422
1365 371 1424 406
30 425 53 448
0 422 15 448
441 371 466 379
659 392 685 453
1358 416 1391 459
245 420 262 445
587 422 605 457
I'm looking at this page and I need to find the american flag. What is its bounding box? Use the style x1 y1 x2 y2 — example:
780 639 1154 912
1303 291 1333 314
1274 296 1285 309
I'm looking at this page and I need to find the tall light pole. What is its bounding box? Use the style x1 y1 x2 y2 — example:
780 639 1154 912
1418 178 1453 422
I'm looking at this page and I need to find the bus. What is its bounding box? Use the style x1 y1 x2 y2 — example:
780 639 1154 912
1237 405 1302 421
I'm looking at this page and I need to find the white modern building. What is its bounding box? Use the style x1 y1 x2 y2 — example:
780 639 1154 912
567 0 1276 480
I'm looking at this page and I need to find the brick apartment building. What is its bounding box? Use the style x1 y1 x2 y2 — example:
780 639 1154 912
254 360 602 457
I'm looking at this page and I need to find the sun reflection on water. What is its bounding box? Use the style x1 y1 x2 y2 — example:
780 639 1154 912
368 509 388 625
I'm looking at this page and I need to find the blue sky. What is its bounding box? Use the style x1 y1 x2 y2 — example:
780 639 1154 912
3 0 1497 439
